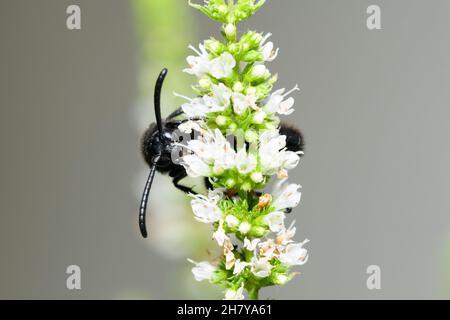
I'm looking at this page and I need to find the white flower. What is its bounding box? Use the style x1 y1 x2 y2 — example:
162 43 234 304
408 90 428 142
181 97 210 118
231 89 258 115
272 179 302 211
243 238 260 251
235 148 257 174
225 215 239 228
263 85 300 115
238 222 251 235
210 52 236 79
233 259 251 275
190 192 222 224
261 41 279 62
225 250 236 270
260 32 272 46
212 220 229 246
180 128 236 177
224 284 245 300
204 83 232 112
276 220 296 246
231 92 249 115
182 155 211 177
207 188 224 202
184 44 211 77
279 239 309 266
258 239 277 259
263 211 286 233
188 259 216 282
282 150 301 170
253 110 267 124
259 130 301 175
178 120 204 134
177 84 232 117
251 257 273 278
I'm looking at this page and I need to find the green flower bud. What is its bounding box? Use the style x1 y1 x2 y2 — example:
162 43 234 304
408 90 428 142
211 268 229 283
273 273 291 285
245 64 270 84
217 4 228 15
228 43 241 55
223 23 236 40
251 64 268 79
245 129 258 143
189 0 228 22
228 122 238 132
250 172 263 183
204 38 225 55
213 165 225 175
242 50 263 62
190 0 266 24
241 181 252 191
199 77 212 89
225 178 236 188
233 81 244 92
240 31 263 49
215 115 228 126
249 226 266 238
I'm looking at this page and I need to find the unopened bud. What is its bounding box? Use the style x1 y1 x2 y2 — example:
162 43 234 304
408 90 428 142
239 222 251 235
224 23 236 39
250 172 263 183
233 81 244 92
245 129 258 143
251 64 267 78
274 274 289 285
216 115 227 126
225 215 239 228
199 78 211 89
225 178 236 188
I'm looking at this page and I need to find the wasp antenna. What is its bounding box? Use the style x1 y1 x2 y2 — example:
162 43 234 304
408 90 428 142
139 156 160 238
154 68 168 139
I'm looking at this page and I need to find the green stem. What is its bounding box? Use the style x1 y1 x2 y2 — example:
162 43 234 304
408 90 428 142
248 287 260 300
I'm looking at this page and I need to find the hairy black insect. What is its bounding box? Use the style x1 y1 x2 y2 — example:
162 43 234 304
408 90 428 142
139 68 193 238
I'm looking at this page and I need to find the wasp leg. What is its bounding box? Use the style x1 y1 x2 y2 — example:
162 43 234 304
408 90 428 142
170 167 197 194
173 175 197 194
204 177 214 191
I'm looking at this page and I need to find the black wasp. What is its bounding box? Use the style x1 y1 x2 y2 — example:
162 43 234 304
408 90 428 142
139 68 305 238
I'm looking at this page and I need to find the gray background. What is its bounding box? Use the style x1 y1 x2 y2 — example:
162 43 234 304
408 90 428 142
1 0 450 299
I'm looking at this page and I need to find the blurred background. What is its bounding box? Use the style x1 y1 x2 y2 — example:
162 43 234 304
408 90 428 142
1 0 450 299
